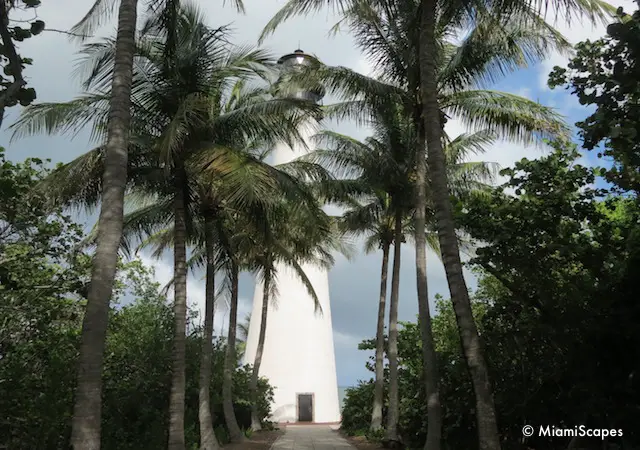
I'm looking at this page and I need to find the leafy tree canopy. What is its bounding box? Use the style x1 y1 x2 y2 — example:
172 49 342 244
0 154 274 449
341 142 640 449
549 3 640 193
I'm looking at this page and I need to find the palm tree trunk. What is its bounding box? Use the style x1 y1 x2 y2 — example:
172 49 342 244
250 262 271 431
223 260 246 442
168 177 188 450
419 1 500 449
69 1 137 448
199 213 221 450
385 210 403 444
414 131 442 450
371 241 391 432
416 156 443 450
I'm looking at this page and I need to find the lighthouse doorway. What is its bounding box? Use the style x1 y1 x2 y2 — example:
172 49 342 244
297 393 314 422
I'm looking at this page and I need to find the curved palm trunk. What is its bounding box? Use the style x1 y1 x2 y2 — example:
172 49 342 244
69 1 137 448
199 214 221 450
419 1 500 449
371 241 391 432
385 210 403 444
169 178 188 450
250 261 271 431
223 261 246 442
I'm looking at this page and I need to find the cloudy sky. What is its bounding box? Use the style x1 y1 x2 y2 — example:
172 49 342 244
1 0 634 386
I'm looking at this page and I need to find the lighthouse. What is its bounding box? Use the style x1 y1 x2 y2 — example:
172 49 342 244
243 49 341 424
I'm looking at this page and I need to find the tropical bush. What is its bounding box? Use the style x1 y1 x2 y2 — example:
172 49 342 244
0 152 274 449
341 143 640 449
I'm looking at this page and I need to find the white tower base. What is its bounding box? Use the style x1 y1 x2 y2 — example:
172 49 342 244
244 262 341 424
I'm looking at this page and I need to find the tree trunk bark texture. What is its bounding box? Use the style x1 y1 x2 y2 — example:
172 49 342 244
168 177 189 450
70 0 137 448
199 214 221 450
385 210 403 443
250 263 271 431
371 241 390 432
414 117 443 450
223 262 246 442
419 1 501 448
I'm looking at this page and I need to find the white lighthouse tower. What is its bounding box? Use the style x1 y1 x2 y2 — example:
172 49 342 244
243 49 341 424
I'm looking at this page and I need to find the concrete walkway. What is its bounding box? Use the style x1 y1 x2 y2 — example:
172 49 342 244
271 425 355 449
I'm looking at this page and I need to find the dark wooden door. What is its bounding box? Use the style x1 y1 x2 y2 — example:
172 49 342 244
297 394 313 422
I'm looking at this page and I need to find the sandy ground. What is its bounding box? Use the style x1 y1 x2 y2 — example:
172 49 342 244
222 429 284 449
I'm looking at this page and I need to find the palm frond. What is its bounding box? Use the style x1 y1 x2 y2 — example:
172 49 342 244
69 0 119 42
10 94 110 142
259 0 348 43
442 90 570 144
439 7 573 90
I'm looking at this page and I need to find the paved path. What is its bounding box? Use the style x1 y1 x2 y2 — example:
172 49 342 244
271 425 355 449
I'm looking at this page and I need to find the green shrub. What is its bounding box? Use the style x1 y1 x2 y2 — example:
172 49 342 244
340 380 375 435
0 258 276 450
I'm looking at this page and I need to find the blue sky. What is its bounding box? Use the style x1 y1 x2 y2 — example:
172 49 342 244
1 0 633 387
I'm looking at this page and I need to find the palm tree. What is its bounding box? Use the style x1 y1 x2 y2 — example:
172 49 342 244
415 2 603 448
204 165 334 440
239 202 327 431
64 2 138 448
222 242 244 442
199 197 224 450
257 0 602 446
120 148 331 445
40 0 243 447
307 108 498 440
306 118 414 438
343 194 394 433
11 5 320 448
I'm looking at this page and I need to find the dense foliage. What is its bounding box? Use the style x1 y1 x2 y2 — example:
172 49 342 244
549 4 640 193
341 143 640 449
0 153 274 450
340 4 640 449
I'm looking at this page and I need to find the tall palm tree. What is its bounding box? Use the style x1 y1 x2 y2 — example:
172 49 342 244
307 112 498 440
343 193 394 433
415 1 607 448
222 241 243 442
210 169 334 439
307 117 415 438
42 0 243 447
199 198 224 450
11 5 320 449
257 0 603 447
67 2 138 448
119 147 330 445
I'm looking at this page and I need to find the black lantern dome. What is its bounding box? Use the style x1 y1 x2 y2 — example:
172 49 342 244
276 49 325 103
